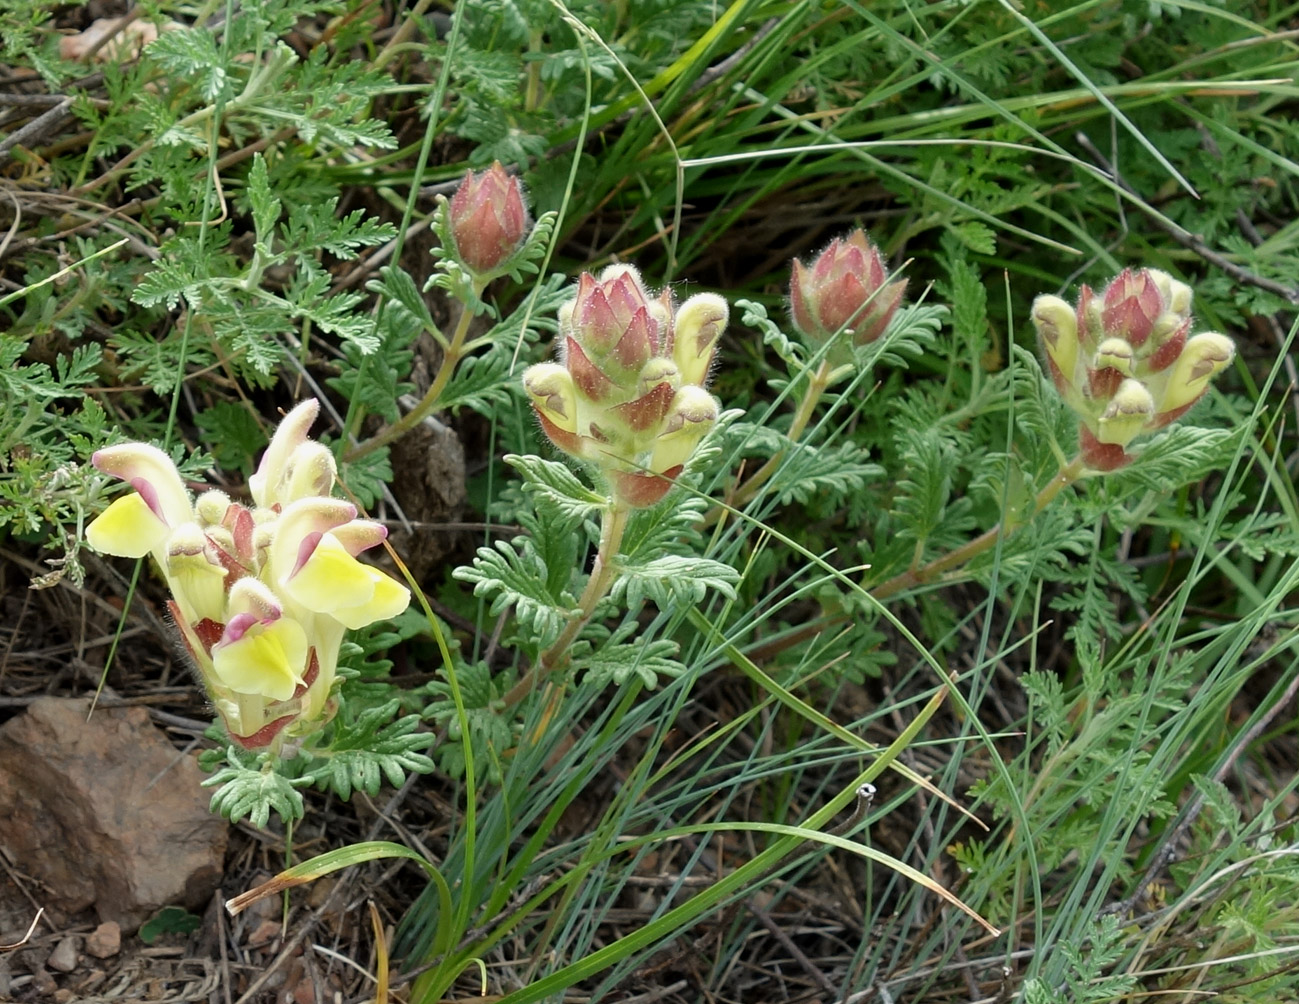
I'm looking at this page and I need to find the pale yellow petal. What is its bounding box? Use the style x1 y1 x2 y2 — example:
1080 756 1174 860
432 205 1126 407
523 363 578 434
86 493 169 558
250 399 320 508
1159 332 1235 413
92 443 192 529
285 533 377 614
331 570 411 629
1032 295 1079 382
1096 379 1155 447
213 618 308 701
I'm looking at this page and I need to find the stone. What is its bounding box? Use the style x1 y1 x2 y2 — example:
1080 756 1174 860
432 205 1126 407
47 936 78 973
85 921 120 959
0 698 227 933
31 965 57 996
385 402 467 581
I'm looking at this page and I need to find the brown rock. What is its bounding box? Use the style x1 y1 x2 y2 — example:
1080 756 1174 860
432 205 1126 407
385 403 467 581
47 936 78 973
0 698 227 933
85 921 120 959
31 965 57 996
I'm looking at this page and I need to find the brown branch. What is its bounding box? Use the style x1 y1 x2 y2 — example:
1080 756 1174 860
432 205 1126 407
1074 130 1299 305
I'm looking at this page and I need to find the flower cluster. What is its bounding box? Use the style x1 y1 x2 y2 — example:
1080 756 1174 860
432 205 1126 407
523 265 727 507
1033 268 1235 471
85 401 410 750
790 229 907 357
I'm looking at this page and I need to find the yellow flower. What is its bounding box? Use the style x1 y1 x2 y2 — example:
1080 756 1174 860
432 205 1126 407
212 580 308 702
84 399 413 751
86 443 192 560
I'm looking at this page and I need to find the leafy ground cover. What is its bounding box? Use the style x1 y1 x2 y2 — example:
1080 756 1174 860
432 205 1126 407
3 0 1299 1001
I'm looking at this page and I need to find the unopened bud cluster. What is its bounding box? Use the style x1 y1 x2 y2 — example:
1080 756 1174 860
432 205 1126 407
85 401 410 750
1033 268 1235 471
524 265 727 507
790 229 907 356
446 161 531 281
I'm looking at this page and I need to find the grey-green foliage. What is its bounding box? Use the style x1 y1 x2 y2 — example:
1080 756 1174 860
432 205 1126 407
444 0 721 170
424 660 518 780
1021 916 1137 1004
199 704 435 827
203 747 306 829
573 625 683 688
609 553 741 609
294 703 436 799
131 154 396 385
455 534 577 648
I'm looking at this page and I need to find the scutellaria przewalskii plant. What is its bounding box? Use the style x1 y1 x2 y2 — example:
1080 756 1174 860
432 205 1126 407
73 106 1241 997
8 1 1297 999
523 265 726 508
219 217 1242 1003
82 205 1244 1000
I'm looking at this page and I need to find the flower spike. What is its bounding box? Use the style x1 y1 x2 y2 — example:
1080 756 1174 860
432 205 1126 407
523 268 727 508
1032 268 1234 471
84 399 411 751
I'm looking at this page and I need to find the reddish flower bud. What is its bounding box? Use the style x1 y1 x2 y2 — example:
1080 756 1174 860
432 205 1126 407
1100 268 1162 346
790 230 907 349
448 161 530 277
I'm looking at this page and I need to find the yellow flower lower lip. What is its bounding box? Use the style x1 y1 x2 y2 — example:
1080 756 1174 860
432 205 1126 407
286 533 381 612
330 569 411 630
212 615 309 702
85 493 170 558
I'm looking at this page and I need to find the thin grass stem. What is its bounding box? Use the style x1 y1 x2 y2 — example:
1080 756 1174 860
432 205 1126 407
727 357 835 513
870 455 1086 600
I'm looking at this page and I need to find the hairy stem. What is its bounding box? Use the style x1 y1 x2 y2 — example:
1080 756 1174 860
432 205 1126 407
346 282 483 461
739 456 1087 665
502 502 631 708
721 357 835 516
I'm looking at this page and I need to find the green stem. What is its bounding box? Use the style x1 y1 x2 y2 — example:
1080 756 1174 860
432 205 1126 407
739 456 1087 666
72 46 294 197
346 283 483 461
502 502 631 708
870 455 1086 601
723 357 835 515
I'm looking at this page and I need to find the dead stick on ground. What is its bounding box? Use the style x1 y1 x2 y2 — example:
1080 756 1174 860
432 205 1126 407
1075 131 1299 305
231 772 423 1004
744 898 839 998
